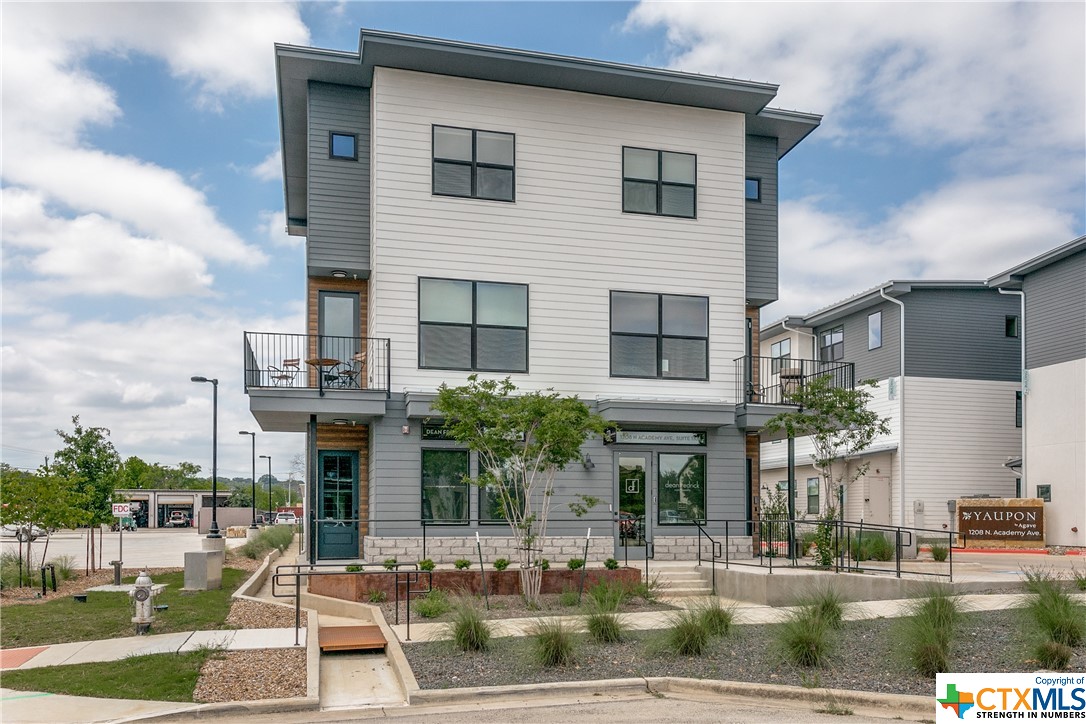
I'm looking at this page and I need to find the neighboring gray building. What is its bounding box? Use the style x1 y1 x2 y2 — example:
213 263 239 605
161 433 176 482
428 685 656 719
244 30 827 563
761 281 1022 532
988 236 1086 548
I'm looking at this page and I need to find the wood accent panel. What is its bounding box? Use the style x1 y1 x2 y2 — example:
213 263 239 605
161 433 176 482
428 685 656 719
306 277 369 387
746 307 761 398
317 423 370 540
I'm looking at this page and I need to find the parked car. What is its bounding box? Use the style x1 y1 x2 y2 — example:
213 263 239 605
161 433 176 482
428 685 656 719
1 523 48 542
274 511 298 526
165 511 190 528
110 516 137 532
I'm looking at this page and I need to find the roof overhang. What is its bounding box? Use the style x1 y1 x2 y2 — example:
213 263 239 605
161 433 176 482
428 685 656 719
986 235 1086 289
800 280 986 328
276 29 821 230
596 397 734 428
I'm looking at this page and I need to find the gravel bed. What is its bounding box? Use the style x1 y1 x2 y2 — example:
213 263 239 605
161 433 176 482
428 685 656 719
225 598 305 629
404 609 1085 696
193 648 307 703
378 592 674 624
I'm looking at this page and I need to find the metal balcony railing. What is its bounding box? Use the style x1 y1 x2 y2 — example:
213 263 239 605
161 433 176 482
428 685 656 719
244 332 390 395
733 355 854 405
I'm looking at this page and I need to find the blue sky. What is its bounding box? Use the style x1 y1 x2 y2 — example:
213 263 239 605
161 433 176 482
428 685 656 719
2 2 1083 480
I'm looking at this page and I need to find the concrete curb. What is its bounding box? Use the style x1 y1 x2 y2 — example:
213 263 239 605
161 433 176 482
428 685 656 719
410 676 930 717
115 696 318 722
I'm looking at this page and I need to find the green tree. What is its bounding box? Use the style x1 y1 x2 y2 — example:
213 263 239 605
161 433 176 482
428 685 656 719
762 376 891 565
0 465 84 575
432 376 610 605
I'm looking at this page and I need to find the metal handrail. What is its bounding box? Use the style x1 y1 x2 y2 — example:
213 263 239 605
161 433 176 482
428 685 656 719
733 355 855 405
243 332 391 397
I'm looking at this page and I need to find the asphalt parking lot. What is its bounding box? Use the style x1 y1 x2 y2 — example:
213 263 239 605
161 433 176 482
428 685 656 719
0 528 247 569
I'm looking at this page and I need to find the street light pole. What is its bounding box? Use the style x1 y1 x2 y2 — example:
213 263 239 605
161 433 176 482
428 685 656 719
239 431 257 529
190 376 221 539
260 454 272 525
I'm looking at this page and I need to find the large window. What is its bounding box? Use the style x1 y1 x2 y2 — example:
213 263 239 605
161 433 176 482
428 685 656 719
421 450 469 524
432 125 514 201
610 291 708 379
770 338 791 373
657 453 706 525
868 312 882 350
622 147 696 218
820 326 844 362
419 278 528 372
479 462 522 524
807 477 820 514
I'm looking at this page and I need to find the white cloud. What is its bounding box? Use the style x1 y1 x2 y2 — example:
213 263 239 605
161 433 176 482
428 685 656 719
258 209 303 249
252 150 283 182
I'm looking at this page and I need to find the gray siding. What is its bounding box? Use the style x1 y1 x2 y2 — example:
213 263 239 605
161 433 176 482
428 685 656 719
904 289 1021 380
368 396 747 538
745 135 778 307
814 301 901 381
1023 249 1086 369
307 82 370 275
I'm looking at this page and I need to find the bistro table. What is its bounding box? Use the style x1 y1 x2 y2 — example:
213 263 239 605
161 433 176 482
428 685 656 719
305 357 342 388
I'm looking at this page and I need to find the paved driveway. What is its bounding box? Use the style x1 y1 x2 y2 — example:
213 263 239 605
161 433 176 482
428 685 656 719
0 528 247 569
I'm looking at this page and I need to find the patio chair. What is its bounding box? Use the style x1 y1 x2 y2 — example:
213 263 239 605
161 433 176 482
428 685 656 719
270 358 300 386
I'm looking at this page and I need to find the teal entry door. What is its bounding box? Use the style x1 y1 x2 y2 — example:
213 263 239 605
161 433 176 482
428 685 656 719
616 453 650 560
317 451 359 559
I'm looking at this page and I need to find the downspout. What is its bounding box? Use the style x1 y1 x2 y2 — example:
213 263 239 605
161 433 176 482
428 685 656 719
879 286 906 527
781 319 817 359
998 289 1026 495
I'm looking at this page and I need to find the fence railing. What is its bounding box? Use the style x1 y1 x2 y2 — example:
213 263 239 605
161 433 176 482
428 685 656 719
733 355 855 405
243 332 390 396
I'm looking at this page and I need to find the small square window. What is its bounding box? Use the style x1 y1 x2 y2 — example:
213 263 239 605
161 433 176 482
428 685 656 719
329 132 357 160
745 178 761 201
1005 315 1019 338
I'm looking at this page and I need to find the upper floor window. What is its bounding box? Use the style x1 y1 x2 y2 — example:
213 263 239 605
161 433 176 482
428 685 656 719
432 125 514 202
1015 391 1022 428
770 338 791 372
418 278 528 372
807 477 820 514
868 311 882 350
329 132 357 160
820 326 844 362
1005 315 1019 338
745 178 761 201
610 291 708 380
622 147 696 218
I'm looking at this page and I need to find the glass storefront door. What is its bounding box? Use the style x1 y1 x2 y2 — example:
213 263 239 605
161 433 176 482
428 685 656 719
616 453 650 559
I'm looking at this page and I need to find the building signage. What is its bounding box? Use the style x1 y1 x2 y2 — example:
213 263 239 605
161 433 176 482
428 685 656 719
111 503 131 518
421 425 453 441
614 431 706 446
957 505 1043 541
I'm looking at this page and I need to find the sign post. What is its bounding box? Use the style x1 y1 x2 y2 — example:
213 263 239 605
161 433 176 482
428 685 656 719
112 503 131 566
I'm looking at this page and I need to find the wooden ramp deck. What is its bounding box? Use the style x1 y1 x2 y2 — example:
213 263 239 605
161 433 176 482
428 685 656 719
318 625 387 653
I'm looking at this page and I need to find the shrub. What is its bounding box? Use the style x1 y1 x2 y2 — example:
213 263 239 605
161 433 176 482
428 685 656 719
236 525 295 560
603 557 619 570
454 558 472 570
419 559 436 572
493 558 510 572
49 555 76 583
566 558 585 571
895 587 961 677
587 580 626 612
530 618 577 667
1022 569 1084 647
696 598 735 637
666 609 711 656
382 558 398 571
1072 566 1086 592
345 564 363 572
558 587 580 607
538 558 550 571
626 574 664 603
850 531 895 562
414 589 451 619
448 598 492 652
1035 640 1073 670
777 606 834 667
930 544 949 562
368 589 387 603
586 608 624 643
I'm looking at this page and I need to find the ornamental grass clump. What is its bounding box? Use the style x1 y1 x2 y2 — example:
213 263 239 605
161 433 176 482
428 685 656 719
666 609 711 656
1021 567 1084 648
930 544 949 562
529 618 576 667
695 598 736 638
797 584 846 630
894 586 961 677
587 580 626 612
414 589 452 619
776 606 834 667
448 598 492 652
585 601 625 644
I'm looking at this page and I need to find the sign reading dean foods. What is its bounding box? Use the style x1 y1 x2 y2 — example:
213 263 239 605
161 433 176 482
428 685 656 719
957 505 1043 541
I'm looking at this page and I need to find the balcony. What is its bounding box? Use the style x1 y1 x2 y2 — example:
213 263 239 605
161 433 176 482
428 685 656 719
243 332 391 432
732 355 854 431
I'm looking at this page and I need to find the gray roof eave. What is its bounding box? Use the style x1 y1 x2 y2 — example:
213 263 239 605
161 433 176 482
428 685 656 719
986 235 1086 289
276 31 822 224
800 280 987 327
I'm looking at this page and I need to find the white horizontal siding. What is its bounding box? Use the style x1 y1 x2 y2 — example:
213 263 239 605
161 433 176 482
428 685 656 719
370 67 746 398
901 377 1021 529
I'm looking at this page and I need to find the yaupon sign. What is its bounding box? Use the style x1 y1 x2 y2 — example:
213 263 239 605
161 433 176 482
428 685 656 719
958 504 1044 542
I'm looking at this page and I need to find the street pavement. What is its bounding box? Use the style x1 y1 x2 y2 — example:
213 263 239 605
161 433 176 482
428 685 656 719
0 527 247 569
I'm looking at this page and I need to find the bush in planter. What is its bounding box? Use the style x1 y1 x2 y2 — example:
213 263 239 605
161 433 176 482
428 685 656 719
538 558 550 571
493 558 510 571
419 559 436 572
383 558 398 571
415 589 452 618
368 589 387 603
566 558 585 571
558 586 580 607
604 557 619 570
345 564 363 572
454 558 472 570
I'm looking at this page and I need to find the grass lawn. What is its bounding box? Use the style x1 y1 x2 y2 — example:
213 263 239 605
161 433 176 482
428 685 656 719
0 568 248 649
0 650 218 702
